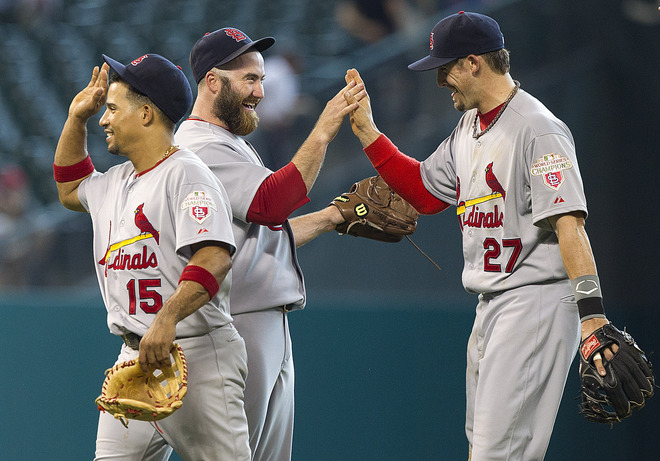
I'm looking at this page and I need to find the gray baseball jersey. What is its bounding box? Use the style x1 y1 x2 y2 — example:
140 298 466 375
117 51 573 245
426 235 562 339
420 88 585 459
175 118 306 314
176 118 305 460
420 89 588 294
79 148 251 460
78 148 236 337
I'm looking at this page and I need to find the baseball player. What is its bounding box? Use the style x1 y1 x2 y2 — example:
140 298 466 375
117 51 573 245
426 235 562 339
342 11 643 460
174 28 363 460
53 54 251 460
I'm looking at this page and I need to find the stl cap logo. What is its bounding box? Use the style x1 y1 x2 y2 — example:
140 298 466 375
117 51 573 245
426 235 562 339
430 32 434 50
131 55 148 66
225 28 247 42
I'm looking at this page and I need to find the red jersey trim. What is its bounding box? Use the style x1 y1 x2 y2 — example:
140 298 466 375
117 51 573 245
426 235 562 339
478 103 504 131
135 148 180 178
247 162 310 225
364 134 449 215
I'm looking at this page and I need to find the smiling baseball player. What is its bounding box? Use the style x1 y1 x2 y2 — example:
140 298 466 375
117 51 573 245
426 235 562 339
174 27 364 461
53 54 251 460
343 11 653 460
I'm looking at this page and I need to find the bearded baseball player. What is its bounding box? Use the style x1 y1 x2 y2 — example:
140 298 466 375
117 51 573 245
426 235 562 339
343 11 653 461
54 54 251 460
174 28 363 460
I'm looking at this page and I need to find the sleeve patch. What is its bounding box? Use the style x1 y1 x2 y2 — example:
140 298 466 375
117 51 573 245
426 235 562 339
181 191 218 224
531 153 573 190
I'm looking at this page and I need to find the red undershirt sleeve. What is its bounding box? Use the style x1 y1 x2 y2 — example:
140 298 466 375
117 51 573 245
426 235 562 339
364 134 450 215
246 161 310 225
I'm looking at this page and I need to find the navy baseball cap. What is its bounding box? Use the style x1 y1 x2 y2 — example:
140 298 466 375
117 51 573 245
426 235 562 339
408 11 504 71
103 53 193 123
190 27 275 83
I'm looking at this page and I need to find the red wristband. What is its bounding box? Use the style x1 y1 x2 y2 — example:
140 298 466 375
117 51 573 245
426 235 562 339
178 265 220 300
53 156 95 182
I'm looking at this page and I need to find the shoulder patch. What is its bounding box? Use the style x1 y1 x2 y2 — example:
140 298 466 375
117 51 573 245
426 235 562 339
181 191 218 224
531 153 573 190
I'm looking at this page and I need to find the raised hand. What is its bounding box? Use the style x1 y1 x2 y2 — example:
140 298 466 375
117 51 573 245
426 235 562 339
344 68 381 146
311 78 365 144
68 63 110 121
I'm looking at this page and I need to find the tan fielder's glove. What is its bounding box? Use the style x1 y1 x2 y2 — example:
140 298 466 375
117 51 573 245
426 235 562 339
95 343 188 427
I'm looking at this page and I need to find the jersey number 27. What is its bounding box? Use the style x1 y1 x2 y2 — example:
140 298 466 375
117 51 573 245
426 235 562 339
483 237 522 273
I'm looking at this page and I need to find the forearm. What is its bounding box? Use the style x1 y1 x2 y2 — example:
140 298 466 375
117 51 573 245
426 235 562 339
156 280 212 327
289 77 363 192
55 116 90 166
54 117 93 211
364 134 450 214
290 206 344 248
551 212 608 336
138 274 215 371
290 127 330 193
141 243 231 366
157 244 230 322
552 212 597 279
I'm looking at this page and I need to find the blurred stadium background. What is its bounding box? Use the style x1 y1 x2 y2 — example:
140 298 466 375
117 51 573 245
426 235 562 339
1 0 659 459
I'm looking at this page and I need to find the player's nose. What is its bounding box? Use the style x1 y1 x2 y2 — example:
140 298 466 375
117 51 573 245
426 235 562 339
436 70 448 88
99 109 109 127
253 80 265 99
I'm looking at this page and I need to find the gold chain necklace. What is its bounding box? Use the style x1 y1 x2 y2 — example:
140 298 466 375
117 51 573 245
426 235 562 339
162 145 179 159
472 81 520 139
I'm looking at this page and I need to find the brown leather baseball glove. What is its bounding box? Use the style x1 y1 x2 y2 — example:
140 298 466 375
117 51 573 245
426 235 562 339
330 175 418 242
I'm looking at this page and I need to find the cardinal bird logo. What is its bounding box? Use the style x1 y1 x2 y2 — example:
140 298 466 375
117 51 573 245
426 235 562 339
134 203 160 244
485 162 506 200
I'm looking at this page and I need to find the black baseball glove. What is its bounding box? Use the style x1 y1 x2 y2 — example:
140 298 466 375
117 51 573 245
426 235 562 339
330 175 418 243
578 323 654 423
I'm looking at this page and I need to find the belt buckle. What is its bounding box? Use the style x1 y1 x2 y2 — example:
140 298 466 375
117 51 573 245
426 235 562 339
122 333 141 350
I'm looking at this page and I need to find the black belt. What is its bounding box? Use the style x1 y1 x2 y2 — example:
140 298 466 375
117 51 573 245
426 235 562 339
122 332 141 350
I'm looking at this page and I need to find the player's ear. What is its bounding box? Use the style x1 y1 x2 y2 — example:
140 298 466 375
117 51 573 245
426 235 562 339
204 70 223 94
466 55 480 75
140 104 155 125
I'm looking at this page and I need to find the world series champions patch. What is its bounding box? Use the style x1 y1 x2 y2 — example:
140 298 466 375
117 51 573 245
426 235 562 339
531 153 573 190
181 191 217 224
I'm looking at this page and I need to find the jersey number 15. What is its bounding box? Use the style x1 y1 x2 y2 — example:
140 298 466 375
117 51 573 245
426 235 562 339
126 279 163 314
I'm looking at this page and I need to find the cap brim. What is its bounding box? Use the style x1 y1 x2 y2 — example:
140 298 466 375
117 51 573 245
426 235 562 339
407 54 456 72
216 36 275 68
103 54 149 96
103 54 126 76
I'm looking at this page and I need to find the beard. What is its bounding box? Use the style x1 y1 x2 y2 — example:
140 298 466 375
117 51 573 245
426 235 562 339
212 77 259 136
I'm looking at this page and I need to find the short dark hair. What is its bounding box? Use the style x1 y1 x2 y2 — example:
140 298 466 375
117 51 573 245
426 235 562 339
109 73 175 130
480 48 510 75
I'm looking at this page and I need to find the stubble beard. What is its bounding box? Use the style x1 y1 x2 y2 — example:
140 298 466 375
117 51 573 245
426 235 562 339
105 137 122 157
212 79 259 136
